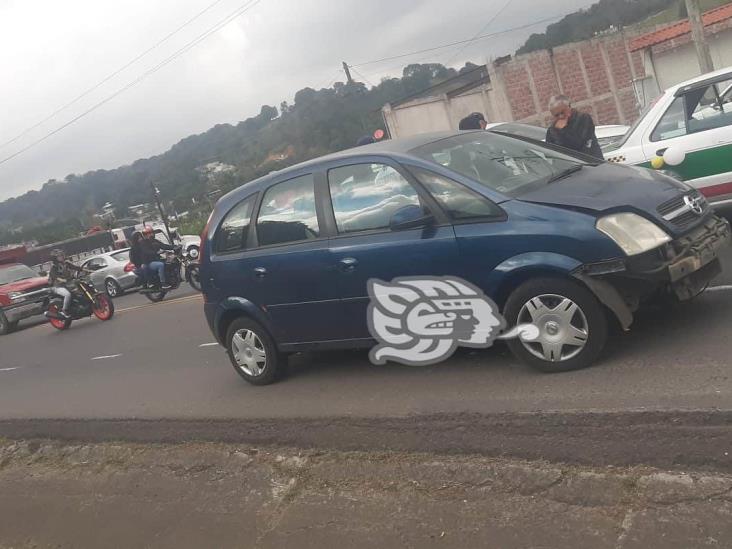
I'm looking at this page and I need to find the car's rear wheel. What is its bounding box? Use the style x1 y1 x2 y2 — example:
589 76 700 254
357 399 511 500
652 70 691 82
105 278 122 297
226 317 284 385
503 277 607 373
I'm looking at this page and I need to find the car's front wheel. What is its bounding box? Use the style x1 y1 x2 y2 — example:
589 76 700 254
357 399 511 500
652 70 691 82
226 317 284 385
503 277 608 373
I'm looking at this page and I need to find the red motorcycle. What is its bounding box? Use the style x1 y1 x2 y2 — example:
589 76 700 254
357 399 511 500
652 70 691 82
44 272 115 330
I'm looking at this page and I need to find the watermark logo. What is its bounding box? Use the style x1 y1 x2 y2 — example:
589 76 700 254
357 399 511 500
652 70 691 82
367 276 540 366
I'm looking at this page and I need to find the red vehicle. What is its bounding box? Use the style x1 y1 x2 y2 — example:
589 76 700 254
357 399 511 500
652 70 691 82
0 263 50 335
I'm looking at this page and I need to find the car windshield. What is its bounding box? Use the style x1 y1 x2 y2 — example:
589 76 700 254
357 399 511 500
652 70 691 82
0 264 38 285
490 123 546 141
604 101 654 152
411 132 591 197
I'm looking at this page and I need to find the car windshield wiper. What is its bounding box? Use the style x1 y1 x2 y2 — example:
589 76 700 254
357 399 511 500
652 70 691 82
546 164 584 184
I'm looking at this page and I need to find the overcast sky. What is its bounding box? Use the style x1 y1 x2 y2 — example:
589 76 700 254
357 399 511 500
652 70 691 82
0 0 597 201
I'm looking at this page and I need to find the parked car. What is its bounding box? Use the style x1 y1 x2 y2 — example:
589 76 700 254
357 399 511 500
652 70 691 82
0 263 50 335
80 249 139 297
604 66 732 205
486 122 629 150
200 130 730 384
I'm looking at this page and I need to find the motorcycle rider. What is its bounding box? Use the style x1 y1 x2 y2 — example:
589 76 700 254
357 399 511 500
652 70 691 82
139 226 176 290
129 231 148 287
47 249 84 320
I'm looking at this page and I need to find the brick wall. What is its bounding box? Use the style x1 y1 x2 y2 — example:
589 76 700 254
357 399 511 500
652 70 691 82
491 31 644 126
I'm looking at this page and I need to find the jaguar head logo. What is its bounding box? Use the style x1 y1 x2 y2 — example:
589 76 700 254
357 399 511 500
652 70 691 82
367 276 539 366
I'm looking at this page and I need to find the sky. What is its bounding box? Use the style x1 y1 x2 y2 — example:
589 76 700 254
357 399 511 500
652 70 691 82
0 0 597 201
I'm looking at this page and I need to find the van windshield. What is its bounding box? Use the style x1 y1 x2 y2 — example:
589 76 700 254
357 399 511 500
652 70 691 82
411 132 592 197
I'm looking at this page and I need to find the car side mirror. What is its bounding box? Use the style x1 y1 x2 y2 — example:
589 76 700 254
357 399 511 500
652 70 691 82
389 204 434 231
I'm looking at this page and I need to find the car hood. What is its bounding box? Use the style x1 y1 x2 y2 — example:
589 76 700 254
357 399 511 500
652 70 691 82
517 163 687 215
0 276 48 294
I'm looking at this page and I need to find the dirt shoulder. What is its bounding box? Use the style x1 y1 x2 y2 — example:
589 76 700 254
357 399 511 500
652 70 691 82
1 439 732 549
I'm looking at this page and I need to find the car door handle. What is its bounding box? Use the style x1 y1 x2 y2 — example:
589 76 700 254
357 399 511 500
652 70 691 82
254 267 267 278
338 257 358 272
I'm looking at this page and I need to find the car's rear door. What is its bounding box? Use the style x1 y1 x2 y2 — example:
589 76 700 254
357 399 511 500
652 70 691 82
324 158 461 341
211 173 343 344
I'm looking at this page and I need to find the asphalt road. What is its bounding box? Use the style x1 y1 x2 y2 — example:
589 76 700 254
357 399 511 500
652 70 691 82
2 247 732 420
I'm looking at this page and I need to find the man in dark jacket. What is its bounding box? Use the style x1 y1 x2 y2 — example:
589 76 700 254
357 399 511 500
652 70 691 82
139 227 175 289
545 95 603 159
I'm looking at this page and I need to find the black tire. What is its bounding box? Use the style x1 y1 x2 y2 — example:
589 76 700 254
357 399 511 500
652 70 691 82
503 277 608 373
0 311 16 335
105 278 122 298
225 317 284 385
186 264 202 292
144 291 167 303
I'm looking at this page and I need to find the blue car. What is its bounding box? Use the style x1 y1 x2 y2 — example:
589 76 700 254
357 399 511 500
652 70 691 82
200 131 730 384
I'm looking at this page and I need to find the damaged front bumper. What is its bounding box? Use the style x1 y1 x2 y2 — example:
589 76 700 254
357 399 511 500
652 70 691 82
573 215 732 330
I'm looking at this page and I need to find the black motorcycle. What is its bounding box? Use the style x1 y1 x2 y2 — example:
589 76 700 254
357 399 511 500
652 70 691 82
139 246 200 302
44 272 115 331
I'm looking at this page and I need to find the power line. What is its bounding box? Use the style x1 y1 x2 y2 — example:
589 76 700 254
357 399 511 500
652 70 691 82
443 0 512 67
350 14 563 69
349 66 376 88
0 0 228 151
0 0 264 168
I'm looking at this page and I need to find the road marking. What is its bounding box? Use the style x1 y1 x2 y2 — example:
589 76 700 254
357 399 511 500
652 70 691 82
199 342 219 347
117 294 202 314
91 354 122 361
0 367 21 372
707 285 732 292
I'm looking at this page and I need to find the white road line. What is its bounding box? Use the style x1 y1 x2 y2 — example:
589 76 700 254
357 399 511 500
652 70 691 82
0 367 21 372
91 354 122 361
199 342 219 347
707 285 732 292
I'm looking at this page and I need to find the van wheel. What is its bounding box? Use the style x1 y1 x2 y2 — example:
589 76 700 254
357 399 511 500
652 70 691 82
503 277 607 373
226 318 284 385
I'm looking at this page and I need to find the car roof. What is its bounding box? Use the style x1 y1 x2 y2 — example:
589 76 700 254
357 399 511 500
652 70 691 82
218 131 480 200
669 65 732 94
85 248 130 261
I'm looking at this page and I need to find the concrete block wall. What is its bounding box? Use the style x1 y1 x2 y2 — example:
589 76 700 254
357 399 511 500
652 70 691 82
490 32 645 126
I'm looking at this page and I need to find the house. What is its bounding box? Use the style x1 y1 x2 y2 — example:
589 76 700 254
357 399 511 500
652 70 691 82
630 3 732 92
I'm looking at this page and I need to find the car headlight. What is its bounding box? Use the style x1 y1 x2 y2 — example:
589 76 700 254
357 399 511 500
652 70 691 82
8 291 25 303
596 212 671 256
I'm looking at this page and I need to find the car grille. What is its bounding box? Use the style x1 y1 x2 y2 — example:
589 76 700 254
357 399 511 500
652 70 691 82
657 191 708 231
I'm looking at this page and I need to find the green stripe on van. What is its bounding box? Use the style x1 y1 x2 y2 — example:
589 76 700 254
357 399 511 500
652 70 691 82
637 142 732 181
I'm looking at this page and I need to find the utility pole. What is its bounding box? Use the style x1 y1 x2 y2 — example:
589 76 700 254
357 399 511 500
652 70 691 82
342 61 354 84
685 0 714 74
149 182 173 245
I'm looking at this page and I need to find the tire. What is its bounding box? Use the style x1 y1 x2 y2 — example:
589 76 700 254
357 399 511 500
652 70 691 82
144 291 167 303
93 294 115 321
186 264 202 292
0 311 17 335
105 278 122 298
503 277 607 373
46 302 72 331
225 317 284 385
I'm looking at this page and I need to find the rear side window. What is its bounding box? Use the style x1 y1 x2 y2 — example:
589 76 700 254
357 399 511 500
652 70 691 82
214 195 256 254
256 174 319 246
328 163 423 233
410 167 504 221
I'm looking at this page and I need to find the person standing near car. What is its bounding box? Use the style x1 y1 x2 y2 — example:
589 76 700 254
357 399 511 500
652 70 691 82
139 226 175 290
546 95 603 159
48 249 83 320
459 112 488 130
